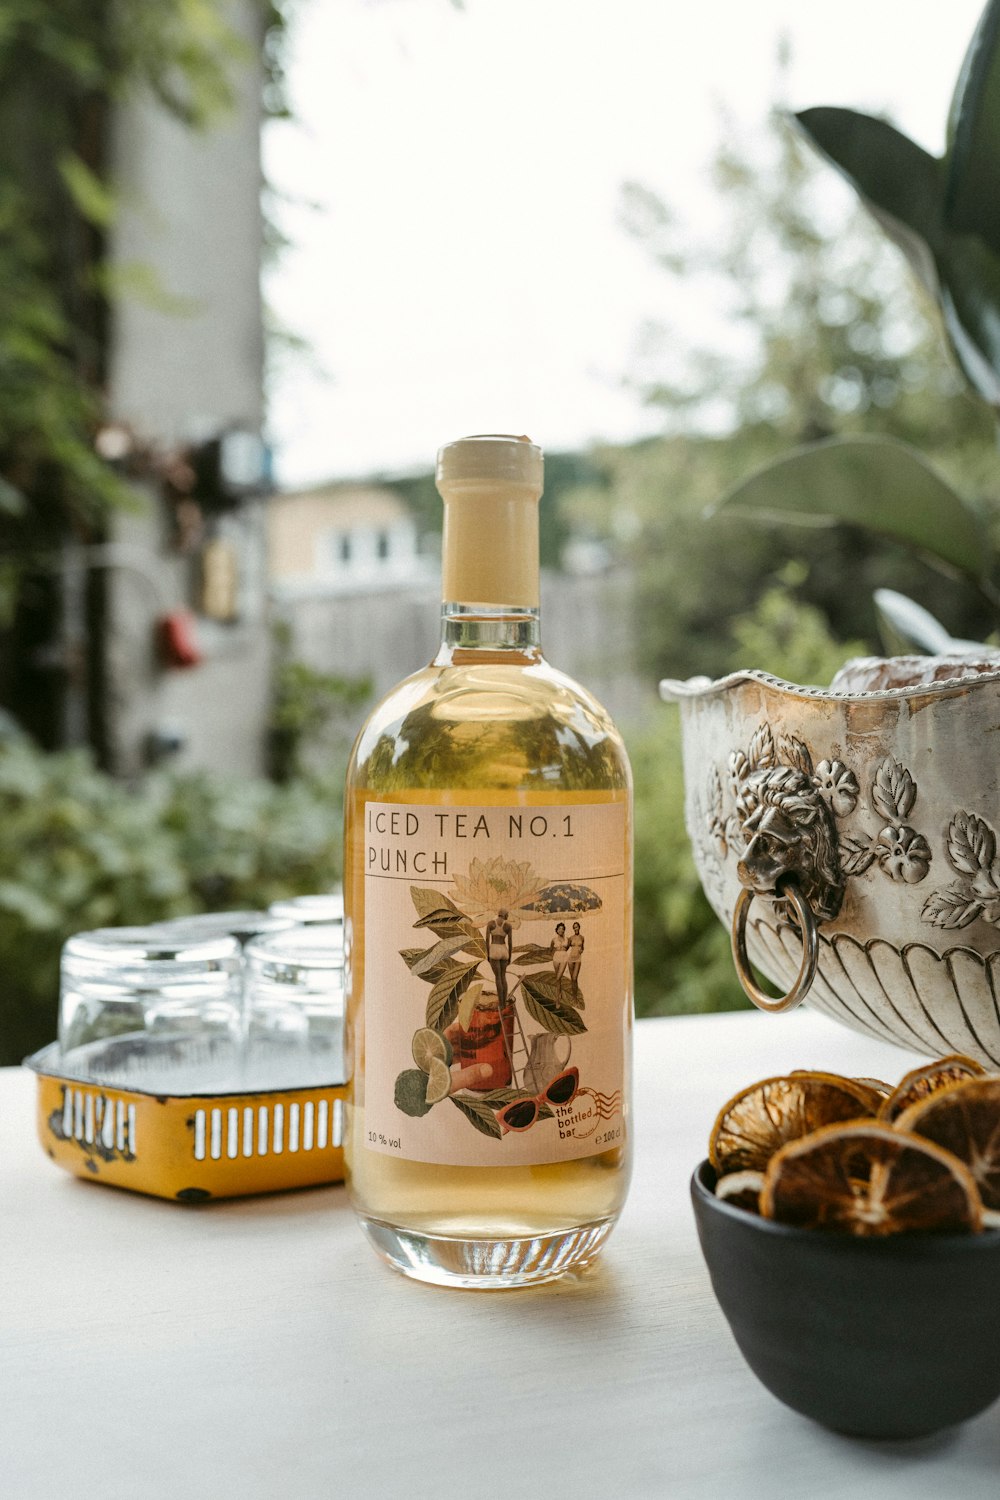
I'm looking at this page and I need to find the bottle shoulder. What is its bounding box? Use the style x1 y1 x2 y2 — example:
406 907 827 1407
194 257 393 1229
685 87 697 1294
347 654 631 793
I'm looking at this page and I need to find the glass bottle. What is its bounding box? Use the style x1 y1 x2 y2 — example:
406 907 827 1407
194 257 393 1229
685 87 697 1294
343 434 632 1288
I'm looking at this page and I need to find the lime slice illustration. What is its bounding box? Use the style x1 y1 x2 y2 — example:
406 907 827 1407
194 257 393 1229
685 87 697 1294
412 1027 452 1071
425 1057 451 1105
457 979 483 1034
394 1068 433 1118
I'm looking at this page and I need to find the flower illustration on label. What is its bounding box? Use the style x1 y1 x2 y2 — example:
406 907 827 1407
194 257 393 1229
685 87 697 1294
449 856 550 926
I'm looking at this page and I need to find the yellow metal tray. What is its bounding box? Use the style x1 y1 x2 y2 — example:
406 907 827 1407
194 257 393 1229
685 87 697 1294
27 1043 346 1201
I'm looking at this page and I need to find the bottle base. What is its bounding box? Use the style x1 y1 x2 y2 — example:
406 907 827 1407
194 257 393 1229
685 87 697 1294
357 1214 617 1289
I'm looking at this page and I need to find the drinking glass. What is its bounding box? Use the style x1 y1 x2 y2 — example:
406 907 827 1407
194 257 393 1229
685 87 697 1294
243 924 346 1089
267 891 344 927
148 910 294 945
59 927 244 1092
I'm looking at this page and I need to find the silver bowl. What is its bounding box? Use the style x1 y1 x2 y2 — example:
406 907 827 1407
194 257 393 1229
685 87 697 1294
661 664 1000 1067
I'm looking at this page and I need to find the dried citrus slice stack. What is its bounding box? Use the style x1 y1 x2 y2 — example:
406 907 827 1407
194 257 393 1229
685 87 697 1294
877 1053 986 1123
854 1076 892 1098
710 1072 880 1176
713 1170 766 1212
897 1076 1000 1223
760 1121 983 1236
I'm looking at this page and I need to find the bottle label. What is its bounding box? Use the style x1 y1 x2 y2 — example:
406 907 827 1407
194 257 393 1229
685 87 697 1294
359 797 628 1167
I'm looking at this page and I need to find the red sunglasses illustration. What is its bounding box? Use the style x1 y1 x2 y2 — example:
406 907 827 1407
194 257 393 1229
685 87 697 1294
495 1068 580 1134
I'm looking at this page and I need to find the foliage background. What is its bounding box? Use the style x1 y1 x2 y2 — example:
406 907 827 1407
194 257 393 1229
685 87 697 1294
5 15 1000 1065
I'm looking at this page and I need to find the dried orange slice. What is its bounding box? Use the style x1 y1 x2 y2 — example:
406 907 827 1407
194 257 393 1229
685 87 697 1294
877 1054 987 1123
714 1170 765 1213
854 1076 892 1097
896 1075 1000 1213
760 1120 982 1236
709 1072 880 1174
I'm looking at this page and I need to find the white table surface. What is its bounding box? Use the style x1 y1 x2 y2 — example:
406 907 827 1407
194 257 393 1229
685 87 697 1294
4 1010 1000 1500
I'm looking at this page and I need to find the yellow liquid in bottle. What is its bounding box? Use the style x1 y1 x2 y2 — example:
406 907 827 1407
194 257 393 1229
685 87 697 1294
344 644 633 1288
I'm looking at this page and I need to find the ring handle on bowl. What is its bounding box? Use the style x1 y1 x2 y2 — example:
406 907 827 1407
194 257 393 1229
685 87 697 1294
731 881 819 1014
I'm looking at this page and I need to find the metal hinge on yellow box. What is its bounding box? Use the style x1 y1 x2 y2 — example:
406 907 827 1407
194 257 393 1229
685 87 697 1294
25 900 347 1202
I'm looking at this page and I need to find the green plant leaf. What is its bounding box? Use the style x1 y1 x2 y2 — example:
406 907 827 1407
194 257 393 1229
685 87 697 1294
512 942 555 965
792 108 944 295
0 478 26 517
89 260 200 316
792 103 1000 401
58 153 118 229
945 0 1000 255
425 959 481 1031
872 588 974 654
519 973 587 1036
936 231 1000 406
713 436 992 584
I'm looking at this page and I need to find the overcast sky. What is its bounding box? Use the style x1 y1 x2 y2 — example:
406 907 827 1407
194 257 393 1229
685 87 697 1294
263 0 986 485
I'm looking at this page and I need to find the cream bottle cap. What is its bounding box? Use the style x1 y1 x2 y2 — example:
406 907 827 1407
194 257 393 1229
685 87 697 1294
436 434 542 607
436 434 543 494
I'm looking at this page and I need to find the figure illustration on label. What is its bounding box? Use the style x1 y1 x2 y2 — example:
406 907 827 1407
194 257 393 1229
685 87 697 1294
567 921 585 993
486 908 513 1005
392 858 620 1143
551 922 570 991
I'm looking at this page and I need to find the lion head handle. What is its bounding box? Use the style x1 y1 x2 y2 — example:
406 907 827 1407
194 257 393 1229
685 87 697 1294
735 766 845 923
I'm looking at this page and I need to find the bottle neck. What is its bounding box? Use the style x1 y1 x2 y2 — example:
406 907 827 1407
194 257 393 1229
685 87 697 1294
436 480 542 660
439 602 541 657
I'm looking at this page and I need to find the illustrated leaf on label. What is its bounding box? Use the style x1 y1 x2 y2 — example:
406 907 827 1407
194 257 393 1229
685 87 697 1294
747 723 775 772
458 920 487 958
512 943 556 965
922 885 984 929
840 835 877 876
399 947 454 986
410 934 470 976
410 886 467 930
872 757 917 820
415 911 469 935
779 735 813 778
520 973 588 1036
450 1095 503 1139
426 960 482 1030
948 810 997 875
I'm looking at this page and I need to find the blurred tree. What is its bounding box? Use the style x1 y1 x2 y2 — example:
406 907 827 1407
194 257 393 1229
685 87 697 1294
0 1 288 743
0 734 343 1065
268 622 372 783
629 569 865 1018
615 78 998 685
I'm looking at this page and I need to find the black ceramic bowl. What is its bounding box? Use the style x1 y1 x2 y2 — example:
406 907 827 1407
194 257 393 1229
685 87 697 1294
691 1158 1000 1439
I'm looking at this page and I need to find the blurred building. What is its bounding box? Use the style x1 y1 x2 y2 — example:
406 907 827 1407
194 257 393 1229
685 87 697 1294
269 476 648 725
85 0 272 777
269 484 431 597
269 483 439 706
